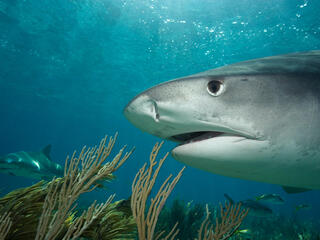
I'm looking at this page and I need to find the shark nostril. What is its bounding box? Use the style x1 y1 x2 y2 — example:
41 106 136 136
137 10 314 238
153 100 160 122
155 113 160 122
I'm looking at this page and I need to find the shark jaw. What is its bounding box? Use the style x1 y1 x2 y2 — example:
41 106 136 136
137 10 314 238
171 133 268 174
169 130 259 158
169 130 270 177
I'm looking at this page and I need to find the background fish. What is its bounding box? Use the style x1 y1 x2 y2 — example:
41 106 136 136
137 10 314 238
255 194 284 204
0 145 63 180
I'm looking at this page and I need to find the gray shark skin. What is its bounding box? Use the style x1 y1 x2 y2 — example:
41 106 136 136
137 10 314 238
124 50 320 190
0 145 63 180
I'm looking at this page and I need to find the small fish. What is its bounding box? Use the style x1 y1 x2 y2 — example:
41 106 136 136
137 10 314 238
255 194 284 204
236 229 251 234
235 229 252 238
186 200 193 208
294 204 311 211
65 212 76 225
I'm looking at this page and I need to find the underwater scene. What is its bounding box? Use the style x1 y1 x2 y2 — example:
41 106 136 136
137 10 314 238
0 0 320 239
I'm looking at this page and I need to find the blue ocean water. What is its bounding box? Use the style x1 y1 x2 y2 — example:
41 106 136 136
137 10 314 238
0 0 319 234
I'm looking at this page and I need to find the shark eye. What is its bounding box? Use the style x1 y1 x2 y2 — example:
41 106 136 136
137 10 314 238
207 80 224 96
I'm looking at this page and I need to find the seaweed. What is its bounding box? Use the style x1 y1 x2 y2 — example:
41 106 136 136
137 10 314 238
0 179 137 240
0 181 50 239
82 198 136 240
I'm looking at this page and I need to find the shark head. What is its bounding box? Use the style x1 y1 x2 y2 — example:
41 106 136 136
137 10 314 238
124 51 320 190
124 75 270 178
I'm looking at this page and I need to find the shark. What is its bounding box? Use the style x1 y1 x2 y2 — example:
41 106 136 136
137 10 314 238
0 145 64 180
124 50 320 192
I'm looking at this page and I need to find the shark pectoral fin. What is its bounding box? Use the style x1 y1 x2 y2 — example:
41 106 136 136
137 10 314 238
42 144 52 160
281 186 311 194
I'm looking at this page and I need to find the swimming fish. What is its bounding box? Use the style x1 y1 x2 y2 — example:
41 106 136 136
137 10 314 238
224 193 272 217
255 194 284 204
124 50 320 191
235 228 252 238
0 145 63 180
294 204 311 211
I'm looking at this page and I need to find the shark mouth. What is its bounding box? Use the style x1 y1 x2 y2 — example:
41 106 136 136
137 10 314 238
168 130 253 146
168 131 226 145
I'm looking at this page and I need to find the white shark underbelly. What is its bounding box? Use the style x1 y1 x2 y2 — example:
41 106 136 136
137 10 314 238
172 135 320 189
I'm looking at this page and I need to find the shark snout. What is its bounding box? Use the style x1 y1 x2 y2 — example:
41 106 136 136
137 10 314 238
125 95 159 121
124 94 162 134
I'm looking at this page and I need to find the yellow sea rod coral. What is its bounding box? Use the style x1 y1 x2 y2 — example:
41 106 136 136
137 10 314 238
131 142 185 240
35 134 133 240
197 202 249 240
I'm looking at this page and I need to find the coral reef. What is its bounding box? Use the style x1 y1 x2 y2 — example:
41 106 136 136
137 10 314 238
35 134 132 239
0 135 136 240
243 214 320 240
5 135 307 240
157 199 320 240
156 199 206 240
197 202 249 240
156 200 248 240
